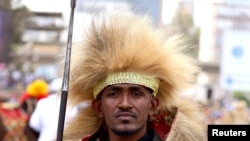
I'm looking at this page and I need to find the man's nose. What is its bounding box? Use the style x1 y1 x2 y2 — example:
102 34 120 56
118 94 132 109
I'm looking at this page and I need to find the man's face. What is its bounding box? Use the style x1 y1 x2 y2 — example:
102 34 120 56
92 83 159 136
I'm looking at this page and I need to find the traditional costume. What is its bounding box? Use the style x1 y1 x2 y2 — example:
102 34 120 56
61 11 206 141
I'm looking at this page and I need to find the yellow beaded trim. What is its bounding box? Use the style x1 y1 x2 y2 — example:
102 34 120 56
93 72 159 98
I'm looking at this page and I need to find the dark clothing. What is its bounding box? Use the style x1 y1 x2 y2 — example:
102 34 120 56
139 129 155 141
0 116 6 140
24 119 39 141
84 129 161 141
138 129 161 141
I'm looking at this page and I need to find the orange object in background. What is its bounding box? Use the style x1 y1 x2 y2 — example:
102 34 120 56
19 79 49 116
19 79 49 104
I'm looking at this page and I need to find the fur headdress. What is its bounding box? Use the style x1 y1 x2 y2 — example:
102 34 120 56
62 11 203 140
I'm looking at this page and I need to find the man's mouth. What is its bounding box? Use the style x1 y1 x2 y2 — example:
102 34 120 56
115 112 136 120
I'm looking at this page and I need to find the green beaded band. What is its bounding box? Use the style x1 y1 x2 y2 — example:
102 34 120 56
93 72 159 98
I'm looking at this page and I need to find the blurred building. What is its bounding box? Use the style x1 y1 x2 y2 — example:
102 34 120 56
15 11 65 81
162 0 250 103
0 10 11 64
193 0 250 104
19 0 164 81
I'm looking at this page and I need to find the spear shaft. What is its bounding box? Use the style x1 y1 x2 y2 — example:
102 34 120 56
56 0 76 141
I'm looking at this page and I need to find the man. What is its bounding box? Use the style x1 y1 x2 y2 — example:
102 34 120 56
28 78 88 141
20 78 49 116
61 11 206 141
25 78 62 141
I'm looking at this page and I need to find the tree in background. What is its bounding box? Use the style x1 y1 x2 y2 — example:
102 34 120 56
169 2 200 58
233 91 250 107
0 0 31 63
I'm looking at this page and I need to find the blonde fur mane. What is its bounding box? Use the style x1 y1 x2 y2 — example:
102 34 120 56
61 11 202 140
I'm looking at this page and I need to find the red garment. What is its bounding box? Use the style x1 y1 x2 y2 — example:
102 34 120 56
19 92 48 104
0 103 29 140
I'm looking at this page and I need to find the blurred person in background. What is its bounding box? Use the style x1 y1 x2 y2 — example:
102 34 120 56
220 100 249 125
27 77 88 141
0 78 48 141
231 100 249 124
19 78 49 116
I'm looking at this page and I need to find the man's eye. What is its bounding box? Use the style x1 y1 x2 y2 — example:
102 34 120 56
108 92 118 97
132 92 142 97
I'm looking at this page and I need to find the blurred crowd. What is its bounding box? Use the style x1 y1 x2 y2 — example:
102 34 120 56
0 75 50 141
200 98 250 125
0 67 250 141
0 67 87 141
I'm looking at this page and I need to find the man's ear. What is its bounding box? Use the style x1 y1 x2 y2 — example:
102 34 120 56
149 97 159 116
92 99 103 118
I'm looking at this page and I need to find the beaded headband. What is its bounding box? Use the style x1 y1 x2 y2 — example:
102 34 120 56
93 72 160 99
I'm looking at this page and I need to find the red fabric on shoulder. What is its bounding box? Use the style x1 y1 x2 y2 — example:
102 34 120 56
147 113 171 141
